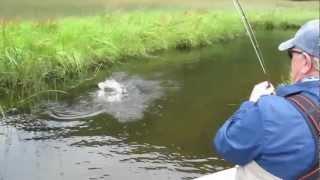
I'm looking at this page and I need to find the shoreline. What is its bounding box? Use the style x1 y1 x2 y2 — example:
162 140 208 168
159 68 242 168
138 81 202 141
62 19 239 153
0 9 318 109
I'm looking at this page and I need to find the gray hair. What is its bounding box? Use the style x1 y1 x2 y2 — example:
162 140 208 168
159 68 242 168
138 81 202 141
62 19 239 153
312 57 319 71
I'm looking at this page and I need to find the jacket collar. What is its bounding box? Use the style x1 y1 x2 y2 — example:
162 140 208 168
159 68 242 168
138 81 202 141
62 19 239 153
276 80 320 97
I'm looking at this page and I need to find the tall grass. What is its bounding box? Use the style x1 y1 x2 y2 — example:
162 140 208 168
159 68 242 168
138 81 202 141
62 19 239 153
0 9 318 106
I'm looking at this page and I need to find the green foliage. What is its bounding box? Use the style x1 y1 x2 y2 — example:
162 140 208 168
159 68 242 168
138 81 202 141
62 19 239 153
0 9 317 102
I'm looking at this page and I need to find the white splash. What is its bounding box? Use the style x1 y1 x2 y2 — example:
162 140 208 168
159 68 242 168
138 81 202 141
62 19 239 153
97 79 127 102
48 72 166 122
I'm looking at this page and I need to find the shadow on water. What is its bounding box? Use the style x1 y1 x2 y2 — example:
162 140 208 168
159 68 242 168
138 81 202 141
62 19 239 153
0 30 293 180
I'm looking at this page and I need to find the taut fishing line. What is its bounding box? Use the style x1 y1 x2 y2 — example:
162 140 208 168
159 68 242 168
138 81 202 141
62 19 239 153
232 0 268 76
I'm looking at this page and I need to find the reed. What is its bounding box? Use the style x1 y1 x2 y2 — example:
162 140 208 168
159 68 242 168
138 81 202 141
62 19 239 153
0 9 317 106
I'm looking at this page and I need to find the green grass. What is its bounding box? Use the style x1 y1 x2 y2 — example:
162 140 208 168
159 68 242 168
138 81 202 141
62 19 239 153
1 0 318 18
0 9 318 107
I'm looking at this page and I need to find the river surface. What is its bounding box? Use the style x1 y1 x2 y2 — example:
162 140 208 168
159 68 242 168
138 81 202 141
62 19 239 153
0 31 292 180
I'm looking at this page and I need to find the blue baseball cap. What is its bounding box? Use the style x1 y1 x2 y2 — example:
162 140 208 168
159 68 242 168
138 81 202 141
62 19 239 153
278 19 320 58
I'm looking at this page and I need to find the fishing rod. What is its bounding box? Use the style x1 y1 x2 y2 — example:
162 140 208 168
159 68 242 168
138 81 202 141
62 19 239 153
232 0 268 76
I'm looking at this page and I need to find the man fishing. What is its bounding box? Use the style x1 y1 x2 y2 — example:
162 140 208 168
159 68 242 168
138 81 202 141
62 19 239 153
213 19 319 179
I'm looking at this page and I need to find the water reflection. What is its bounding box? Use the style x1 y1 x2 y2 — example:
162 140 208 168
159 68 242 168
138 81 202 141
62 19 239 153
0 121 224 180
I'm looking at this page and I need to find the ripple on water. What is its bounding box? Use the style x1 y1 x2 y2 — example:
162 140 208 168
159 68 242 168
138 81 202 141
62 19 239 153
47 72 165 123
0 122 225 180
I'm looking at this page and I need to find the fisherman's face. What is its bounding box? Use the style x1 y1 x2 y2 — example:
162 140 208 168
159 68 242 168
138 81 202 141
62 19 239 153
288 48 312 83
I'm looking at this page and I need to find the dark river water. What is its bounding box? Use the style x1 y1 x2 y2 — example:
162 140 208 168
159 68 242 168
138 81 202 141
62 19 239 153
0 31 293 180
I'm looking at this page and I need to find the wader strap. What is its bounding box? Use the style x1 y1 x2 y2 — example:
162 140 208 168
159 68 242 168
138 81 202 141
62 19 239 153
286 94 320 180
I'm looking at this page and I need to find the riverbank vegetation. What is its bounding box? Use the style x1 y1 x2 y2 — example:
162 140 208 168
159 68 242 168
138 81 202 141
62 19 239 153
0 8 318 107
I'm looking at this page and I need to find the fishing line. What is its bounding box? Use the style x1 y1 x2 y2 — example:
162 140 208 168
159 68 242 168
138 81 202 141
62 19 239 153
232 0 268 76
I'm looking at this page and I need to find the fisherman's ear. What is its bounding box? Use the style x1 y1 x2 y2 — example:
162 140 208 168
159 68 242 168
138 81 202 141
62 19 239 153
301 53 312 73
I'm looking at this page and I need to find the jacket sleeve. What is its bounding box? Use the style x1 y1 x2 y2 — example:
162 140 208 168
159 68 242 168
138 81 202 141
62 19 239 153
213 101 264 166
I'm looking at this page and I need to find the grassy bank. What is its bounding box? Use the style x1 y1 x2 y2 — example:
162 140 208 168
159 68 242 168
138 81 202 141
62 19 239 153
1 0 318 18
0 9 318 107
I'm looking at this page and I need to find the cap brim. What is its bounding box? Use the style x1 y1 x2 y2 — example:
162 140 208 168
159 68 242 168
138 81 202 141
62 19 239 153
278 38 295 51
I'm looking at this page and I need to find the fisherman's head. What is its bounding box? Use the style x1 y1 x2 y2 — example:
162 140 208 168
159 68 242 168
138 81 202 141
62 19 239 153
278 19 319 83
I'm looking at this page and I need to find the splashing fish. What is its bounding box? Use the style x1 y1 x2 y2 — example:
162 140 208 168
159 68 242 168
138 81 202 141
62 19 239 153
97 79 128 102
47 72 165 122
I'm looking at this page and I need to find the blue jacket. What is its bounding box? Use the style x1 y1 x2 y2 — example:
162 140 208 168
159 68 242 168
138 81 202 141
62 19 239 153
214 80 319 179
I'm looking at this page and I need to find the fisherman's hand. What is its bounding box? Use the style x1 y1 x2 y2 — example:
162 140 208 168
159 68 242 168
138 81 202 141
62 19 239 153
249 81 275 102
